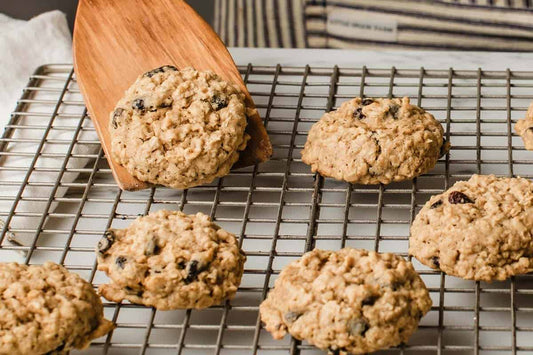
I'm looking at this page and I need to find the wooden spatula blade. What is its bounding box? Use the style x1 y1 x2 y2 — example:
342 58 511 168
73 0 271 190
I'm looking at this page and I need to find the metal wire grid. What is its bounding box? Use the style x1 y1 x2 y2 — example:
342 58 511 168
1 64 533 355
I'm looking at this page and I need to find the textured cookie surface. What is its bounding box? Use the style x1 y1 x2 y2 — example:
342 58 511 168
110 66 250 189
0 262 114 355
410 174 533 281
515 102 533 151
97 210 246 310
259 248 432 355
301 97 447 184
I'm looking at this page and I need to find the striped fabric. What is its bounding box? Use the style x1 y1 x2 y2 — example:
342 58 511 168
215 0 533 50
214 0 307 47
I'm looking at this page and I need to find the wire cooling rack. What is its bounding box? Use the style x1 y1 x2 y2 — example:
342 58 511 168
1 64 533 355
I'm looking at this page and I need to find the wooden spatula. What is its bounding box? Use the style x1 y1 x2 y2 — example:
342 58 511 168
73 0 272 191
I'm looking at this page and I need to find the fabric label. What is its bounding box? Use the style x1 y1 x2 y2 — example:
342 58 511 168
326 9 398 42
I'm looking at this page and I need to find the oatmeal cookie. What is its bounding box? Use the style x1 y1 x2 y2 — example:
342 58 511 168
0 262 113 355
110 66 250 189
96 210 246 310
410 174 533 281
301 97 448 184
259 248 432 354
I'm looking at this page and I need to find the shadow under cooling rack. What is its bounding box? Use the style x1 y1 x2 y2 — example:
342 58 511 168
1 64 533 354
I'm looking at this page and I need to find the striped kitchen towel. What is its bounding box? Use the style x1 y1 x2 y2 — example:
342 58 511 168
214 0 307 47
214 0 533 51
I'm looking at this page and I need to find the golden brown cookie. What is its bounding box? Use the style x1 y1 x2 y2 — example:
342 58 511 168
96 210 246 310
260 248 432 355
301 97 447 184
0 262 113 355
110 66 250 189
410 174 533 281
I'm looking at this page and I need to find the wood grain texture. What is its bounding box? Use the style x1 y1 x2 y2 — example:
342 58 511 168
73 0 272 190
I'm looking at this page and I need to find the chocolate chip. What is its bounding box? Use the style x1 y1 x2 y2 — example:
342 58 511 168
362 295 379 306
46 342 65 354
348 318 369 337
389 104 400 118
177 261 186 269
431 256 440 268
132 99 145 110
448 191 474 204
379 280 402 291
328 347 347 355
56 343 66 352
391 281 402 291
371 132 381 158
353 107 365 120
143 65 178 78
361 98 374 106
439 138 449 157
184 260 200 284
430 200 443 209
125 286 143 297
145 239 160 256
97 230 115 255
211 95 228 110
284 311 302 323
115 256 127 269
111 108 124 129
160 100 173 109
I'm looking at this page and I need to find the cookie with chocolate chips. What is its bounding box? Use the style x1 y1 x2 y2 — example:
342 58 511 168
109 66 250 189
410 174 533 281
301 97 448 185
259 248 432 355
515 101 533 151
96 210 246 310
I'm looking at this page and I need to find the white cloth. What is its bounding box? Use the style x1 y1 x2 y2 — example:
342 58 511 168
0 10 72 122
0 11 98 262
